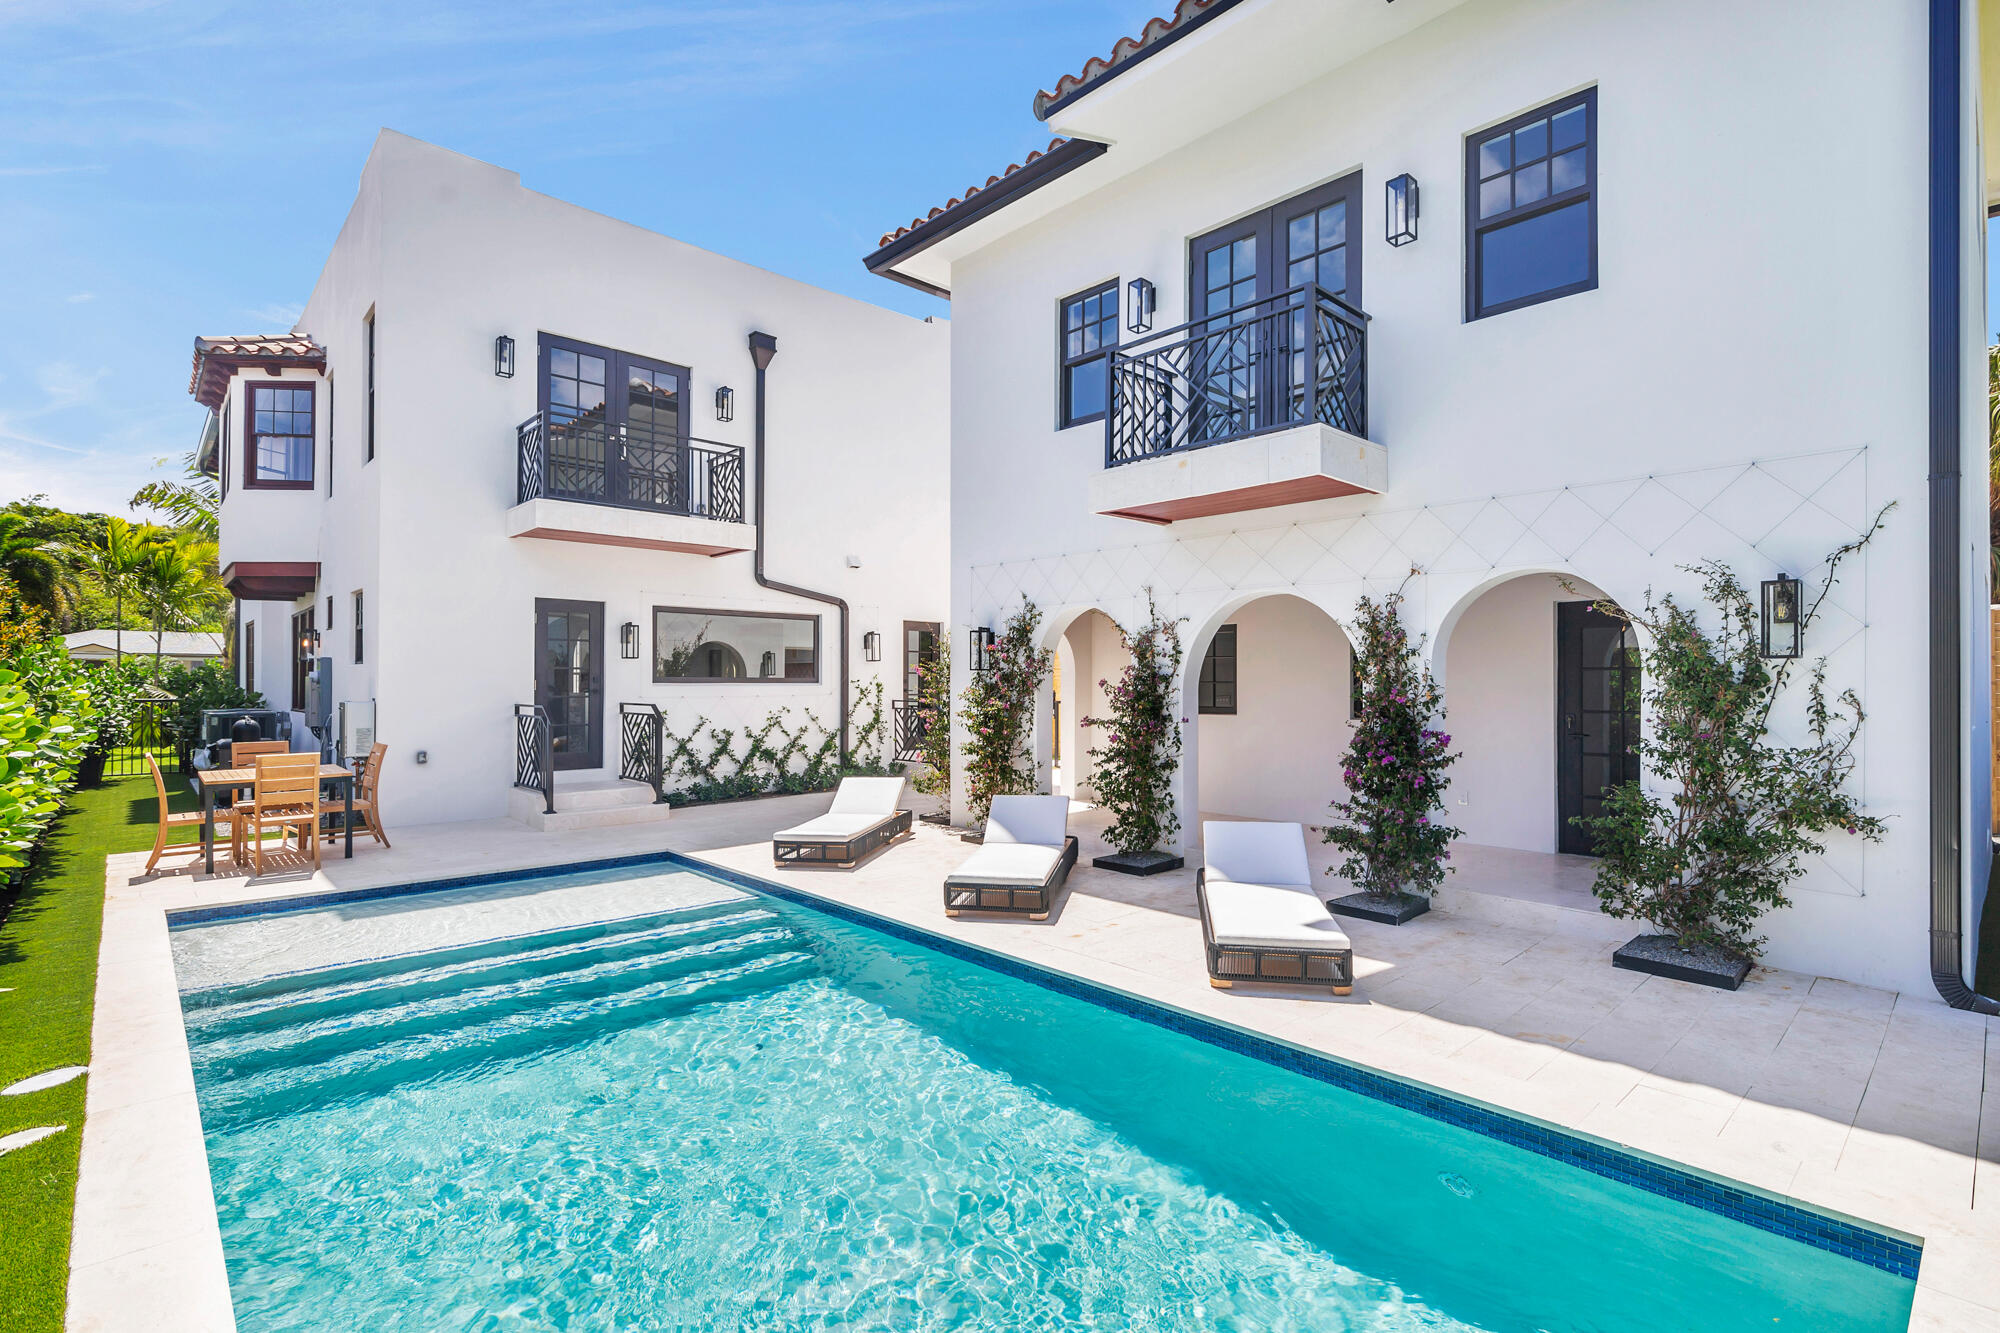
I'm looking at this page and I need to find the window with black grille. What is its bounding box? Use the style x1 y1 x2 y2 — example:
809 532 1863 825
1198 624 1237 715
1466 89 1596 319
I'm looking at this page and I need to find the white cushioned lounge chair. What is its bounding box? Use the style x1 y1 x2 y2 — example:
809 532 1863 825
943 794 1079 920
772 777 912 867
1197 821 1354 994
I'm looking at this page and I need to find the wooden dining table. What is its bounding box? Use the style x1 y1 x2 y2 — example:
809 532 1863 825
195 763 356 874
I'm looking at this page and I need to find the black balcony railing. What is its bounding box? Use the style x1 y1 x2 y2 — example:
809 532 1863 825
517 412 747 522
1107 283 1367 468
514 703 555 815
618 702 669 803
891 698 931 765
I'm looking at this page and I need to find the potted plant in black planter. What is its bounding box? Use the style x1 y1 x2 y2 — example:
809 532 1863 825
1578 516 1889 991
1083 593 1185 875
1323 582 1460 924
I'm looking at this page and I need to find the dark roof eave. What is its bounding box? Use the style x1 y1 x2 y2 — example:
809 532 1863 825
863 138 1111 296
1033 0 1251 122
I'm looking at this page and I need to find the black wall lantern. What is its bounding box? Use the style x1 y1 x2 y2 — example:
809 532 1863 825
862 630 881 663
1127 277 1156 334
620 621 640 660
715 385 734 422
494 334 515 378
970 626 997 672
1385 174 1419 247
1760 575 1802 659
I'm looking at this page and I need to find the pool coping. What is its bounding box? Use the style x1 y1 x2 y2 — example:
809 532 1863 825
164 845 1925 1284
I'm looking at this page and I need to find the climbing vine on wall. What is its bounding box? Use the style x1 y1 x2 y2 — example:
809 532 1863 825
959 602 1052 823
656 679 894 806
909 632 952 799
1081 593 1185 857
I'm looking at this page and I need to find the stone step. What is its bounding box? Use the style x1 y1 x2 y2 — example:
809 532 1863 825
506 780 673 831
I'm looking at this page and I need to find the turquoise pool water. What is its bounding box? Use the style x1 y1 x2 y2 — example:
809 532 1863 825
177 862 1917 1332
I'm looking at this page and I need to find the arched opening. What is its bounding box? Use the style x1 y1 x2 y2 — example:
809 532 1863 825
1438 572 1638 876
1047 608 1129 801
1187 593 1354 831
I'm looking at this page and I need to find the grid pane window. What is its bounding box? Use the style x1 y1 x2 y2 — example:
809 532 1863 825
1058 281 1118 427
353 590 364 665
1198 624 1237 715
247 383 314 486
1467 90 1596 319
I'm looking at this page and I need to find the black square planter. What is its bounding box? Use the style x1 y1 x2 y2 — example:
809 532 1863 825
1325 891 1430 925
1611 934 1752 991
1091 850 1185 877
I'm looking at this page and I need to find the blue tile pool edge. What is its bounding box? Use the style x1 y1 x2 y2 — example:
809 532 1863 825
163 846 1924 1282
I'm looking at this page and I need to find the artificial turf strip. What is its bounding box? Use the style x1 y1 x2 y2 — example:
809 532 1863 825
0 775 197 1333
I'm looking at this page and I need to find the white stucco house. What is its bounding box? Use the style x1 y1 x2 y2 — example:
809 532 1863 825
866 0 1996 1003
63 629 225 669
192 131 949 830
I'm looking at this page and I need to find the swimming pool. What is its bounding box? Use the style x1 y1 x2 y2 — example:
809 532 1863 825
173 856 1919 1332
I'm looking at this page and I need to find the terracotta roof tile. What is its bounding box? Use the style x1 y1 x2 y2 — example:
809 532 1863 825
877 138 1072 248
1033 0 1227 119
188 334 325 408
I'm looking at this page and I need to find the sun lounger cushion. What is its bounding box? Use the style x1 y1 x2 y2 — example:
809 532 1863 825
983 794 1069 848
1202 820 1313 889
827 776 906 817
773 813 893 843
1205 880 1352 953
946 842 1064 887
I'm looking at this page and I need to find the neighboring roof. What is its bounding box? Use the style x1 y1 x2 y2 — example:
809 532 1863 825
63 630 226 658
187 334 325 409
1033 0 1248 121
864 137 1111 297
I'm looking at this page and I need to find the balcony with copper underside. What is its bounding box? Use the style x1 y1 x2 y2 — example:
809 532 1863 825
1089 283 1383 524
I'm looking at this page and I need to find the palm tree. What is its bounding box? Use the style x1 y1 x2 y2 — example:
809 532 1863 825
94 518 156 666
130 449 218 542
0 512 79 622
134 537 224 680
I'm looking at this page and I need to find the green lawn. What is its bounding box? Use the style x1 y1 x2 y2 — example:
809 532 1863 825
0 774 197 1333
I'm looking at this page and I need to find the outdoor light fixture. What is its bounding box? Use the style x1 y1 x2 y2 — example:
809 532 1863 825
494 334 516 378
971 626 997 672
759 650 778 678
715 385 735 422
1760 574 1802 659
1127 277 1156 334
621 622 640 660
862 630 881 663
1385 174 1419 247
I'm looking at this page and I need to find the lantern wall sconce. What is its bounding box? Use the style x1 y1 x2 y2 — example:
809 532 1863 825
494 334 516 378
862 630 882 663
1385 174 1419 247
759 650 778 678
715 385 734 422
971 626 997 672
620 621 640 660
1127 277 1156 334
1760 574 1802 659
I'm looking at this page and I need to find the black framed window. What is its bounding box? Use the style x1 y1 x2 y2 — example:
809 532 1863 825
243 620 254 693
653 607 819 682
363 307 376 462
1058 281 1118 427
1198 624 1237 715
326 374 334 497
245 383 314 488
353 590 364 665
1466 89 1596 320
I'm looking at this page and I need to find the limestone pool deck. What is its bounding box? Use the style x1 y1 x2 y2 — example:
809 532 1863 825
68 791 2000 1331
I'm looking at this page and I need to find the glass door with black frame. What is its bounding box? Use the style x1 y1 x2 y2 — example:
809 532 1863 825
536 599 603 771
614 355 688 513
1556 600 1640 855
539 335 690 514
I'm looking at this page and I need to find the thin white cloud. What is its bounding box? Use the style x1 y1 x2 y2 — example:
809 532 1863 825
242 302 303 329
66 291 94 303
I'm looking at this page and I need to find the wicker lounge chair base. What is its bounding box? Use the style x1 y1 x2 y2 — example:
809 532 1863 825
1198 869 1354 994
943 836 1078 919
772 809 913 868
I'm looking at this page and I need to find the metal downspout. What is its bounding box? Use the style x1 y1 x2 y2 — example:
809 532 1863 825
746 331 851 765
1928 0 2000 1011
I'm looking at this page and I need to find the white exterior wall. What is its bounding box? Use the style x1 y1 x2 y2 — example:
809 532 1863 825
221 132 949 827
942 0 1983 995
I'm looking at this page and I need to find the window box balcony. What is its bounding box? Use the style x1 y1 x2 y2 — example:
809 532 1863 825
509 413 754 555
1090 284 1384 523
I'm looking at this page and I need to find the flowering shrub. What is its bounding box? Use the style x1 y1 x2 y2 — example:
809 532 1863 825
909 633 952 800
1579 520 1888 959
959 602 1052 823
1324 587 1460 900
1082 594 1184 857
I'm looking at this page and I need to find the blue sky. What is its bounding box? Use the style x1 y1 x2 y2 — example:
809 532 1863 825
0 0 1160 515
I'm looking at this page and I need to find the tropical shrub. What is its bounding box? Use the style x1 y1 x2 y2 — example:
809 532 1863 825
958 602 1052 823
1324 587 1461 901
1579 523 1888 959
157 659 264 753
1082 594 1185 857
0 637 99 886
909 632 952 800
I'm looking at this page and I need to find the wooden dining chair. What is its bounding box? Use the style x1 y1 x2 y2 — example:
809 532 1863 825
223 740 291 863
243 752 322 875
144 754 231 874
326 742 391 849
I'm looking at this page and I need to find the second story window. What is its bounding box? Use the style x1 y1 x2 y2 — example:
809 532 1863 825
1466 89 1596 320
246 382 314 489
1058 281 1118 428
